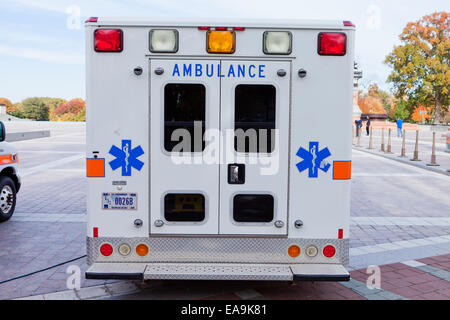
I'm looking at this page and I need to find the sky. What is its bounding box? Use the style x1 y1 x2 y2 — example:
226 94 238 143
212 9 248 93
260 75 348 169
0 0 449 103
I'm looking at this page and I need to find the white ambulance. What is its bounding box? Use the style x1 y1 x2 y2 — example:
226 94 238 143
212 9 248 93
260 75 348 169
85 17 354 281
0 121 20 222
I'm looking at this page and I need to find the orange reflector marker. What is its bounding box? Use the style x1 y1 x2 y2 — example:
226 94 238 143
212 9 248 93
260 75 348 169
207 30 235 54
86 158 105 177
0 154 17 165
136 244 149 257
288 245 301 258
333 161 351 180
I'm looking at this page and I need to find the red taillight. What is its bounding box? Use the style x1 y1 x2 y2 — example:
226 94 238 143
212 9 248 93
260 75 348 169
318 32 346 56
323 245 336 258
94 29 123 52
85 17 98 23
233 27 245 31
100 243 113 256
198 26 210 30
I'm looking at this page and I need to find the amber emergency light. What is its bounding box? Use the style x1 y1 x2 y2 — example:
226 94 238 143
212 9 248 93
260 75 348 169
207 30 235 54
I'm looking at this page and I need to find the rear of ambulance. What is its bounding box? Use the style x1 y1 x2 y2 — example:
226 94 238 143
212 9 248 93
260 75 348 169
85 17 354 281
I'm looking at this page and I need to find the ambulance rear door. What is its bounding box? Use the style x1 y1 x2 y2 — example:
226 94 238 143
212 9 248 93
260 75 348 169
150 59 220 235
219 60 291 235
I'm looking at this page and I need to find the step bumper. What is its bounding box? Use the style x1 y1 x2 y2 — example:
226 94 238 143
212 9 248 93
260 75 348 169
86 263 350 282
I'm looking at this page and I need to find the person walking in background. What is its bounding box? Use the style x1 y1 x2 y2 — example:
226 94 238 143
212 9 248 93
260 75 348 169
355 119 362 137
366 116 371 136
396 118 403 137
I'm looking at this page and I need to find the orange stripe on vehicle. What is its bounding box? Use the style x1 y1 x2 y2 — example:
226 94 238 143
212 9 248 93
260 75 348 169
333 161 351 180
86 158 105 177
0 154 17 165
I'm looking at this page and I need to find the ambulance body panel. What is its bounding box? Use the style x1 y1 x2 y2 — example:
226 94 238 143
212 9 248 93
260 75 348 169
85 18 354 281
0 122 21 223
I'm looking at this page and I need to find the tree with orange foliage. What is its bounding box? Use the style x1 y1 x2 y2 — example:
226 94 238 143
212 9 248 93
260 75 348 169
358 83 395 116
0 98 14 113
411 105 432 123
358 95 385 114
54 98 86 121
385 12 449 124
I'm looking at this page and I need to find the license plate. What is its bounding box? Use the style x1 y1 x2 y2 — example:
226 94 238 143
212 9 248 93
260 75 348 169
102 193 137 210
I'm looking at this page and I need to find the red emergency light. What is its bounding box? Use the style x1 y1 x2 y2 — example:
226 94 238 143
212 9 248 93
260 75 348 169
343 21 355 27
94 29 123 52
85 17 98 23
318 32 346 56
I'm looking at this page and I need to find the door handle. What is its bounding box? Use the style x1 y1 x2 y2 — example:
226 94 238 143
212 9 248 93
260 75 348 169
228 164 245 184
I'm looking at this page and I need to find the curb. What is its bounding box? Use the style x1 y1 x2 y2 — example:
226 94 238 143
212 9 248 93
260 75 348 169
6 130 51 142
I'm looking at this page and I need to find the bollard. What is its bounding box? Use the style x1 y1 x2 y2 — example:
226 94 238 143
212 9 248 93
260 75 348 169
357 127 361 147
352 125 355 145
399 129 406 157
368 127 373 149
446 128 450 153
427 132 440 167
385 128 393 154
380 128 385 152
410 130 421 161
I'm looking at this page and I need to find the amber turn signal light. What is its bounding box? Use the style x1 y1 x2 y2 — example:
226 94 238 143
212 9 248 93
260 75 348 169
288 245 301 258
136 244 149 256
207 30 235 54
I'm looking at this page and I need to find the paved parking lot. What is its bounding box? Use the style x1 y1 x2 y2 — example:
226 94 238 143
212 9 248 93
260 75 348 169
0 122 449 300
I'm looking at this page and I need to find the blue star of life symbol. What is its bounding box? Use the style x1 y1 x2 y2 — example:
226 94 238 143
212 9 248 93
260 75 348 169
296 142 331 178
109 140 144 176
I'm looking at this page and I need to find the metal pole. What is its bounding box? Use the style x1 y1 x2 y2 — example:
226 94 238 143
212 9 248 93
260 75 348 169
380 128 385 152
352 125 355 145
399 129 406 157
357 127 361 147
410 130 421 161
368 127 373 149
446 128 450 153
427 132 440 166
386 128 393 154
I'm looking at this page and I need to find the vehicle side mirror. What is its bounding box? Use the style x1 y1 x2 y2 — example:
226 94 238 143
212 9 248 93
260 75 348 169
0 121 5 142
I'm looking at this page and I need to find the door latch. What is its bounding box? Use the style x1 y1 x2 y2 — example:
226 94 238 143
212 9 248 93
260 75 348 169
228 164 245 184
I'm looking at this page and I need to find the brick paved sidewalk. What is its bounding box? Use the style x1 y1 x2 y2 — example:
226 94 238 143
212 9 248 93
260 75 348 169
13 253 449 300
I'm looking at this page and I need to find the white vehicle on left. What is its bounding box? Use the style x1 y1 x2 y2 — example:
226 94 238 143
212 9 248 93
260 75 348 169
0 121 20 222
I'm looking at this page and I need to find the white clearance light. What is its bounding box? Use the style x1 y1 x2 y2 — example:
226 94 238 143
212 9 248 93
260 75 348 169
150 29 178 53
263 31 292 55
118 243 131 256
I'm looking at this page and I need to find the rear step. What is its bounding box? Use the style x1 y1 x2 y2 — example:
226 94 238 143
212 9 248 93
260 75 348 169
86 263 350 282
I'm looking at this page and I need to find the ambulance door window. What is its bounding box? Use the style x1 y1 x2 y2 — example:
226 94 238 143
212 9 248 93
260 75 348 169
233 194 274 223
164 84 206 152
234 85 276 153
164 193 205 222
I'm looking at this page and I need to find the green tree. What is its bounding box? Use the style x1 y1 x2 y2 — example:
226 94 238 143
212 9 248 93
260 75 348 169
385 12 449 124
21 98 50 120
40 97 67 121
394 102 410 120
9 103 24 118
